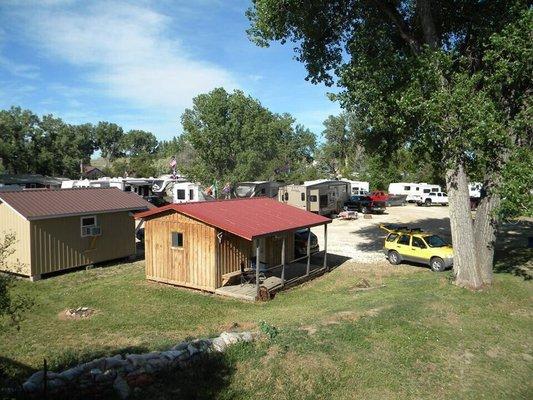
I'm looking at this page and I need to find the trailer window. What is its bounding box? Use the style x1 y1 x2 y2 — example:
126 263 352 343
284 192 289 201
189 189 194 200
423 189 430 193
319 195 328 207
171 232 183 248
309 195 317 202
432 188 439 192
176 189 186 200
404 186 411 191
301 193 305 201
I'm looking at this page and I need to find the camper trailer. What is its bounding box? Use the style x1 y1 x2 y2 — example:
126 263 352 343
388 182 442 202
233 181 282 198
341 179 370 196
172 182 214 203
278 180 349 215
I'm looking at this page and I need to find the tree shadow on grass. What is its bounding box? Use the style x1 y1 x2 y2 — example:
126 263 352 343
1 343 239 400
494 220 533 279
131 352 237 400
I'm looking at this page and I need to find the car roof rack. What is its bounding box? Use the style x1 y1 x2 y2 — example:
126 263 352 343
380 224 424 233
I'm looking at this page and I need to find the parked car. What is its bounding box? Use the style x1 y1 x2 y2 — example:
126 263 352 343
380 224 453 272
416 191 448 206
344 195 386 214
368 191 389 203
294 229 319 257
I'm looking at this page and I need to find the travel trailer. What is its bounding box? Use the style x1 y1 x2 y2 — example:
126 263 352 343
341 179 370 196
233 181 282 198
388 182 441 202
279 180 349 215
172 182 214 203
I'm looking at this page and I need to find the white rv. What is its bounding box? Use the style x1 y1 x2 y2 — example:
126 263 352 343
341 179 370 196
388 182 441 202
469 182 483 198
172 182 214 203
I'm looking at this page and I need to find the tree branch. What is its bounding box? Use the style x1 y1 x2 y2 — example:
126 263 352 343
368 0 421 54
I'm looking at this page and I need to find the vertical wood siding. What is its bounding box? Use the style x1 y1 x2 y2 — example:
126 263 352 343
0 204 31 275
30 212 136 276
215 232 252 287
144 212 217 291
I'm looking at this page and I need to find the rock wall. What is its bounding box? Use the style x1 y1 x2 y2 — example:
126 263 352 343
23 331 255 399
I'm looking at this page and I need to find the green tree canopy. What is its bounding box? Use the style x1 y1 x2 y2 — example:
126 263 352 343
181 87 316 185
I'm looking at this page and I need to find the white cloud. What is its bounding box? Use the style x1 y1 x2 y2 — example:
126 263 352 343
14 1 237 111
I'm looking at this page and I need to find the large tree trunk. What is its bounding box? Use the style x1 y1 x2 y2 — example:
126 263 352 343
446 161 483 289
473 192 499 285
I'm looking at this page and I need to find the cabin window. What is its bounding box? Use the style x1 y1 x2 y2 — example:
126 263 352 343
81 216 100 237
301 193 305 201
171 232 184 248
176 189 186 200
309 195 317 202
284 192 289 201
404 186 411 190
189 189 194 200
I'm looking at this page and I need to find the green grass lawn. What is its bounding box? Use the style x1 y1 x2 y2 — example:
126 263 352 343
1 259 532 399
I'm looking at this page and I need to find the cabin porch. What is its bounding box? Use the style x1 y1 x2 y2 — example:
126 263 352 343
215 251 332 301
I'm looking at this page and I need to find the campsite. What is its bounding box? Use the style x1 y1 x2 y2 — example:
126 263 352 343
0 1 532 399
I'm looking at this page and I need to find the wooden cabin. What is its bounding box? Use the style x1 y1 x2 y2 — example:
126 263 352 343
278 179 349 215
135 198 331 296
0 188 152 280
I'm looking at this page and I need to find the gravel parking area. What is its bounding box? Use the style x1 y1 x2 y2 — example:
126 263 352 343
311 204 451 263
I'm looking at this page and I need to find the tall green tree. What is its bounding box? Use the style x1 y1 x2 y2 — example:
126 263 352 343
0 107 39 175
121 130 158 157
248 1 531 289
95 122 124 167
182 87 316 185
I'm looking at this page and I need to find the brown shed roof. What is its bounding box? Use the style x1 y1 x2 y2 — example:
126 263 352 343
0 188 153 220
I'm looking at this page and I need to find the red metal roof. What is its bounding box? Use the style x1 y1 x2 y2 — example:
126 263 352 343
135 197 331 241
0 188 153 220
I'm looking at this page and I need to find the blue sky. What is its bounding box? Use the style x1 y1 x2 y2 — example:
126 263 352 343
0 0 340 141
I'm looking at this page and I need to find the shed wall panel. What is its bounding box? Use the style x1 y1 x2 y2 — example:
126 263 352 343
215 232 252 287
30 211 135 275
0 204 31 275
144 212 216 291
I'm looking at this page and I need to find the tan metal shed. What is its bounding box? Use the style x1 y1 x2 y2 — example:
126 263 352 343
0 188 153 280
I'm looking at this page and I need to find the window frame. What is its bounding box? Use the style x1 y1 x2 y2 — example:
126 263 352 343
176 189 186 200
397 234 410 246
171 231 184 249
411 236 427 249
81 215 97 237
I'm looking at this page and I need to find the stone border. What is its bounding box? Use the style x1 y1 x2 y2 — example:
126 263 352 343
23 331 255 399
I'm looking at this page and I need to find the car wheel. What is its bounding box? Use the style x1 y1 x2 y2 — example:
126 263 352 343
425 199 432 206
430 257 446 272
388 250 401 265
362 206 369 214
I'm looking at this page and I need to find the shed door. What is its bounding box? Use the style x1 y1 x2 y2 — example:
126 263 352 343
170 231 188 283
309 189 319 212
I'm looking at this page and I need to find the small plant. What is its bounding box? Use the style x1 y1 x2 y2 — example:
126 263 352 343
258 320 279 340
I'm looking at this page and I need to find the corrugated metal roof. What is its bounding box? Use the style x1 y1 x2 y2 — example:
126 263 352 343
0 188 153 220
135 197 331 241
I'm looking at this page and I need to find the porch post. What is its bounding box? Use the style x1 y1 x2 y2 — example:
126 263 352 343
281 236 286 287
306 227 311 276
324 224 328 271
255 239 261 298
